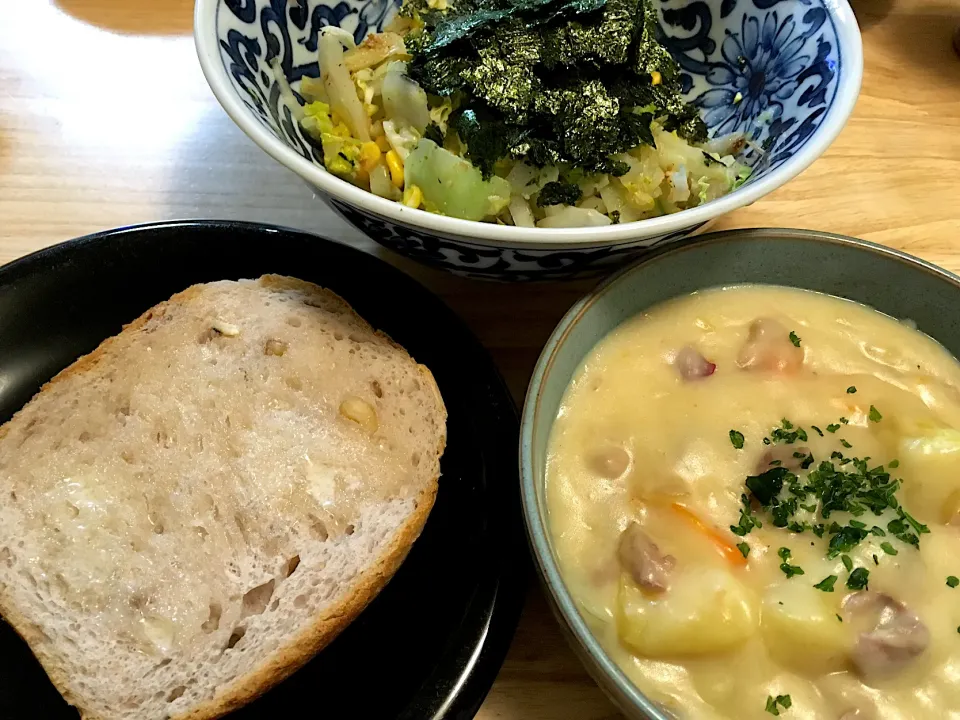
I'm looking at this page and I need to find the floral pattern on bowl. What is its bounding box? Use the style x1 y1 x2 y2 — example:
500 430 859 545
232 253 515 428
200 0 857 280
659 0 840 172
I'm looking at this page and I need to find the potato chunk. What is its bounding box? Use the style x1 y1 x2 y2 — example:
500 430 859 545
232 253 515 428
617 568 758 657
761 583 853 673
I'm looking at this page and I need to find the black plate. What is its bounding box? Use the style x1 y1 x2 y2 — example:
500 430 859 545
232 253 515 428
0 221 527 720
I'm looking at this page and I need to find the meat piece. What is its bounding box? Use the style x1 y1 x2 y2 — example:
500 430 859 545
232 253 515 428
673 345 716 380
617 522 675 593
737 318 804 373
756 445 812 473
841 592 930 682
586 446 630 478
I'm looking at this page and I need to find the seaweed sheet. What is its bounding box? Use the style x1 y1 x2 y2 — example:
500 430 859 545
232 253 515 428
407 0 705 176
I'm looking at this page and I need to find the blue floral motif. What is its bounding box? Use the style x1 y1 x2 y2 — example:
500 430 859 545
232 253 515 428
698 12 813 135
659 0 838 173
328 200 699 281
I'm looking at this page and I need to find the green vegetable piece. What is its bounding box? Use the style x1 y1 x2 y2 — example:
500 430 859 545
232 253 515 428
789 331 801 347
729 430 745 449
948 576 959 588
732 165 751 189
846 386 857 394
405 139 511 221
880 542 898 555
737 542 750 559
869 405 883 423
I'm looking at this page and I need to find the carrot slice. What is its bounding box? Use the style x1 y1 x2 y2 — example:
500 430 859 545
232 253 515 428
671 503 748 567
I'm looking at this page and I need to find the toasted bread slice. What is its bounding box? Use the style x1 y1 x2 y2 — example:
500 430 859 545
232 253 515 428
0 275 446 719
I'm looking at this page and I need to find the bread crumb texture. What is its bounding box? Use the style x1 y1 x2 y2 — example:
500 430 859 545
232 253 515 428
0 276 446 720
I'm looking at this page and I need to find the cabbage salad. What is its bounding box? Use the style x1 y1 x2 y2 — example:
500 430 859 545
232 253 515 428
290 0 751 228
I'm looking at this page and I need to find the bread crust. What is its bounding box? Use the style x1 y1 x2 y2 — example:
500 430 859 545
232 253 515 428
0 275 447 720
172 481 437 720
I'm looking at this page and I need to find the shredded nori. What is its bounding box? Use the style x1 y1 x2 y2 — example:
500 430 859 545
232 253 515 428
451 107 532 177
537 180 583 206
423 122 446 146
406 0 703 177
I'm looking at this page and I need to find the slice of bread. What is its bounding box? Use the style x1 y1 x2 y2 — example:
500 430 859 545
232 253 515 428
0 275 447 720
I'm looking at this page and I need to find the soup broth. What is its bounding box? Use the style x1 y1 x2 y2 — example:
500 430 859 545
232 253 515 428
546 286 960 719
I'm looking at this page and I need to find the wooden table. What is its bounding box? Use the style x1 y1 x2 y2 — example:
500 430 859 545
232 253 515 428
2 0 959 717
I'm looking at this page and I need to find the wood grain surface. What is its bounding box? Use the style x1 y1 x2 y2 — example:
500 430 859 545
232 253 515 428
1 0 959 717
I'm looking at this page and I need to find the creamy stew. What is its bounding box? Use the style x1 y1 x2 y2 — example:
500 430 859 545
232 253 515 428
546 285 960 719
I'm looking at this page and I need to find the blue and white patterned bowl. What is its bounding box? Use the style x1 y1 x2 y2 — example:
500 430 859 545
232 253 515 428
195 0 862 281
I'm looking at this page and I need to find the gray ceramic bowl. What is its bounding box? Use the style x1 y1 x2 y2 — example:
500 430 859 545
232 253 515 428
519 228 960 719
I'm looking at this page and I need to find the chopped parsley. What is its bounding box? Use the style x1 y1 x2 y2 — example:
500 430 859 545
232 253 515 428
847 386 857 394
735 415 925 588
869 405 883 423
814 575 838 592
746 467 789 506
737 542 750 558
780 562 805 579
846 567 870 590
811 425 824 437
766 418 808 445
765 695 793 715
838 614 844 622
888 459 900 469
830 528 868 558
729 430 745 449
948 576 959 588
730 493 762 536
789 331 801 347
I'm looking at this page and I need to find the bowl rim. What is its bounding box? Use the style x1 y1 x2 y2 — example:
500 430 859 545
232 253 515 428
518 227 960 718
193 0 863 250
